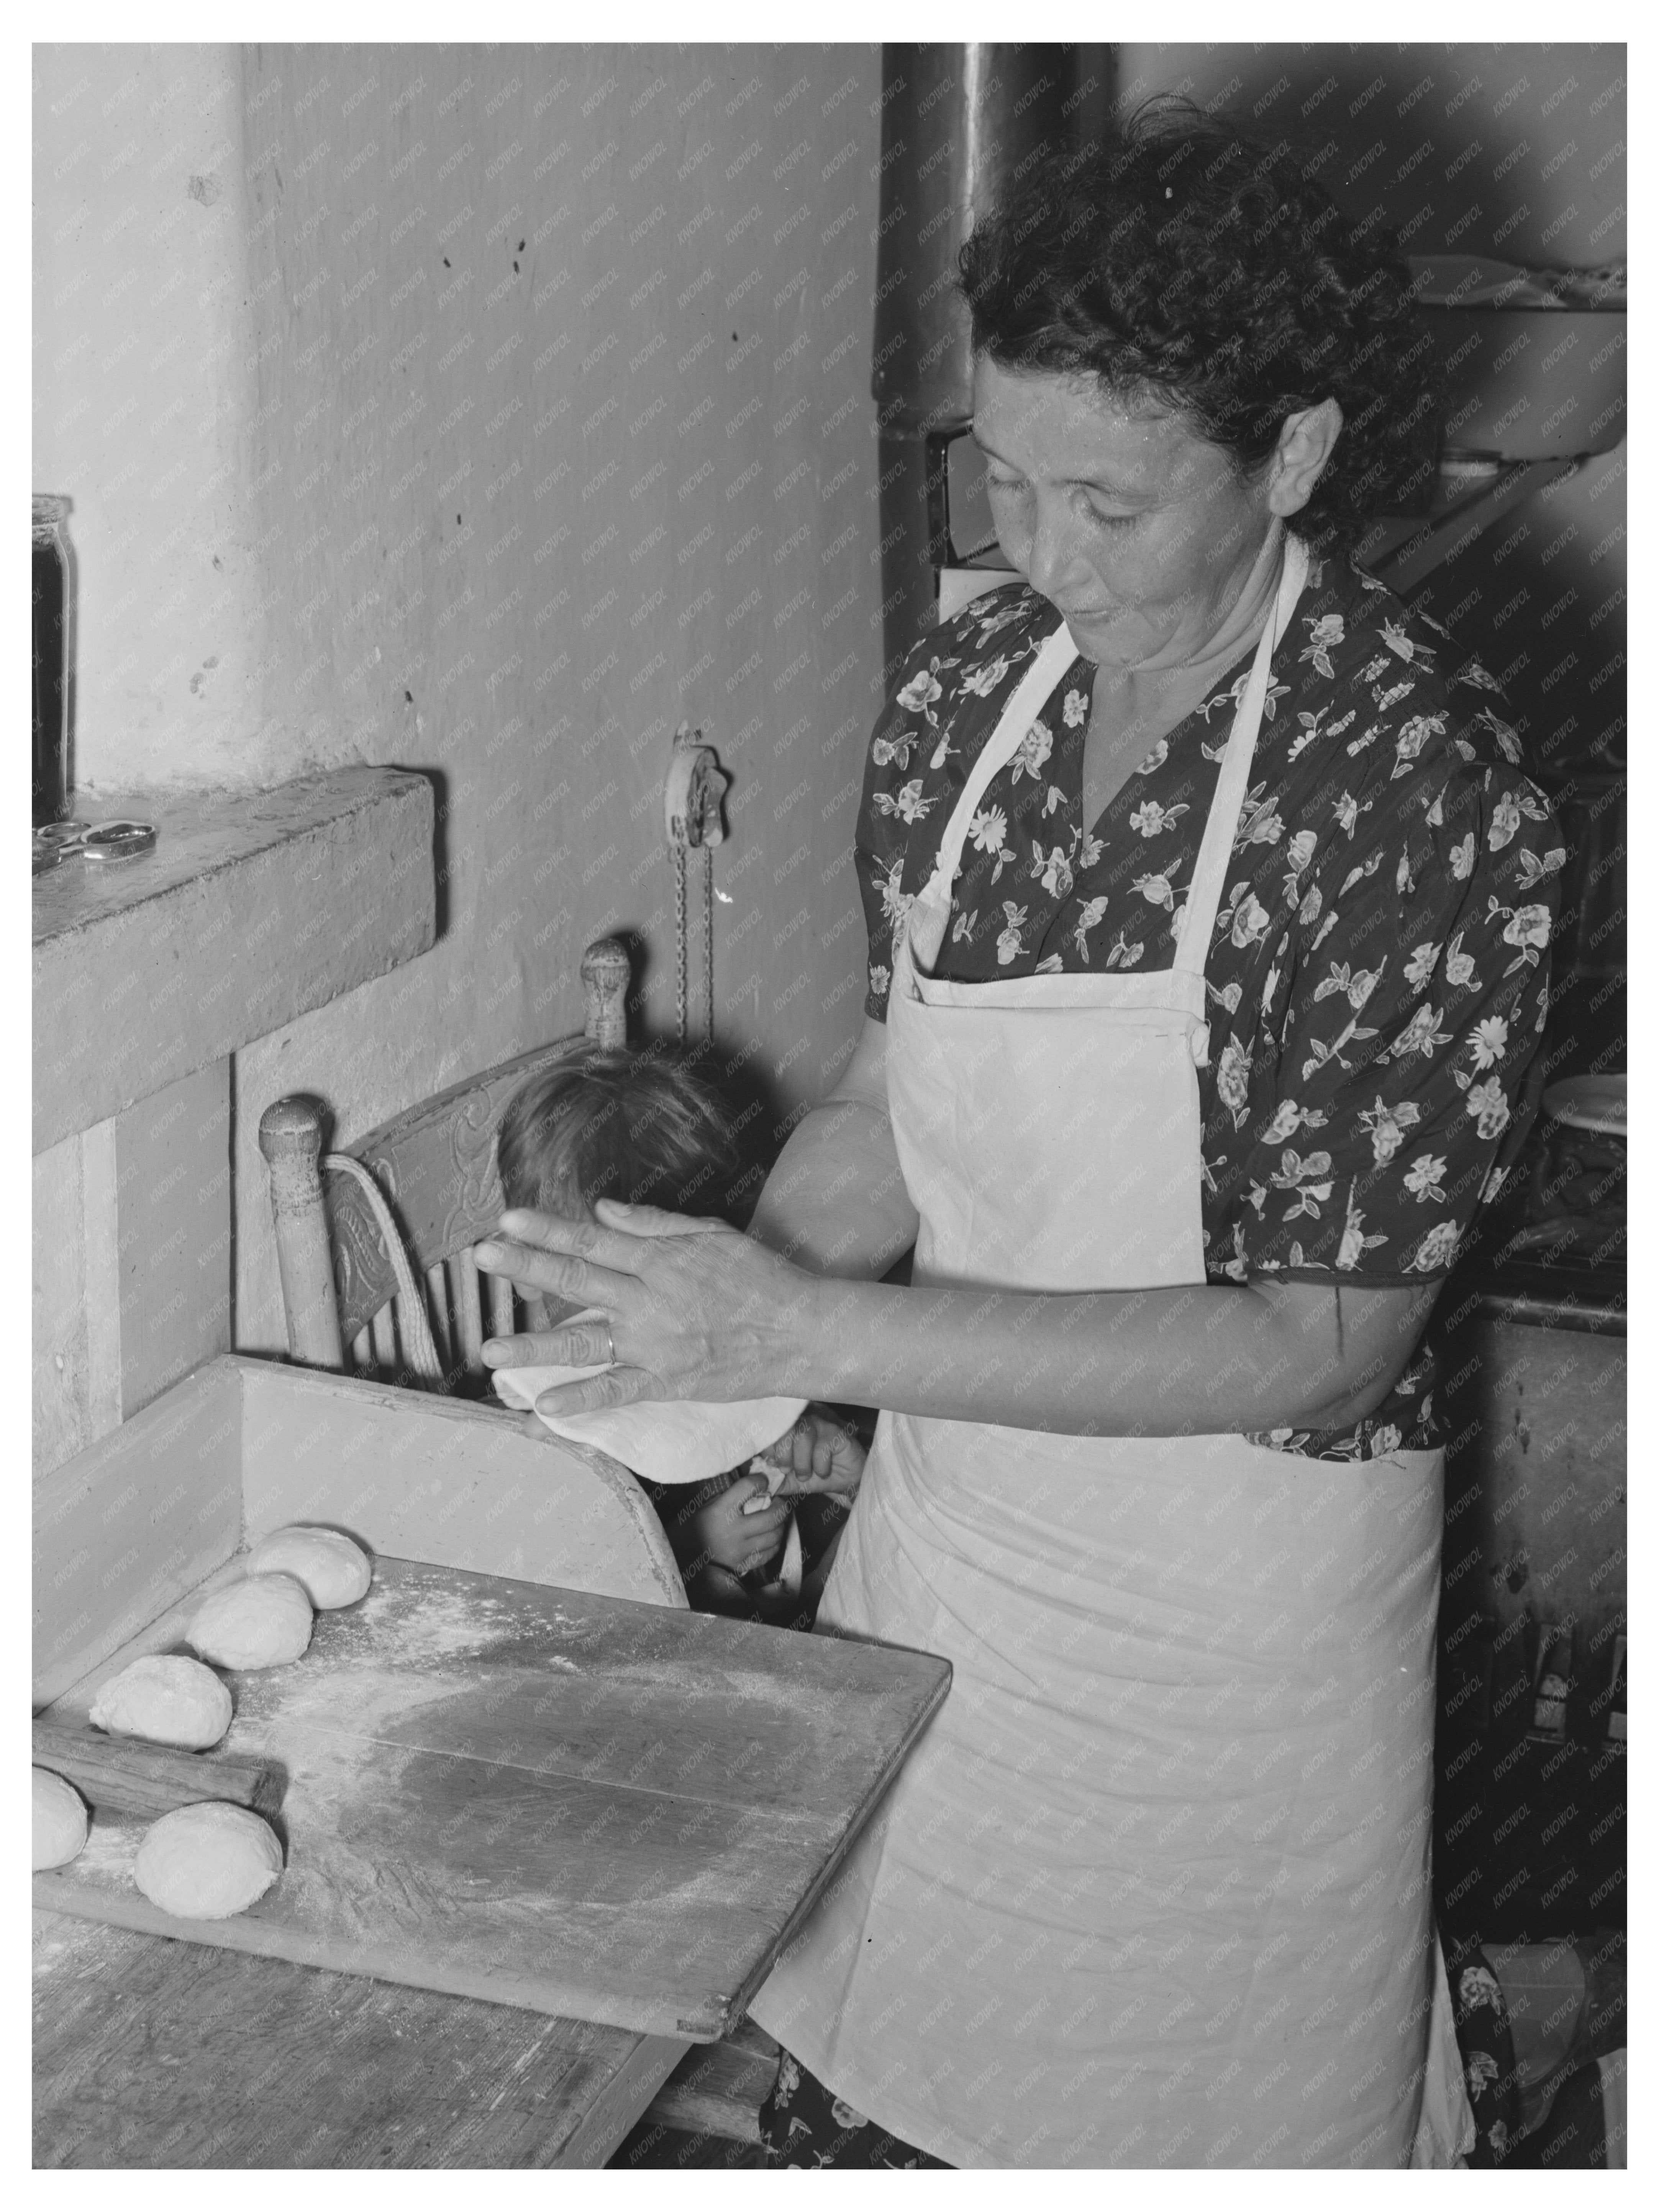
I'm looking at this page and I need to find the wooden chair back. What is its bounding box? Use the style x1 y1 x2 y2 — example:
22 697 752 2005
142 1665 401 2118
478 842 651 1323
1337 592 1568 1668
259 938 630 1392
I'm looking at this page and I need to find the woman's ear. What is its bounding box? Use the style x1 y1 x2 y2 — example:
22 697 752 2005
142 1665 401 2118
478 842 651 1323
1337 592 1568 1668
1267 398 1344 518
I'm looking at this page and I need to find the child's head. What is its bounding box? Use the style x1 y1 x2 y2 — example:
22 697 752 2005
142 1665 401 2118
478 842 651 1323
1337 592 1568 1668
497 1044 743 1227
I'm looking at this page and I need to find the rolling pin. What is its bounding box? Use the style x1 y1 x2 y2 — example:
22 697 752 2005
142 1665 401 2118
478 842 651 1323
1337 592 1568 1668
32 1720 286 1818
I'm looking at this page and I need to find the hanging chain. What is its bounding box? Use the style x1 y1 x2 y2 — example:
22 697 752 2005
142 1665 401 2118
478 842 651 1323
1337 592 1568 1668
674 840 689 1047
701 843 715 1046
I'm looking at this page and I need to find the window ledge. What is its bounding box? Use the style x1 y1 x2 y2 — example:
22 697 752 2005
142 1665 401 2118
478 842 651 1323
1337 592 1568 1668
33 768 436 1153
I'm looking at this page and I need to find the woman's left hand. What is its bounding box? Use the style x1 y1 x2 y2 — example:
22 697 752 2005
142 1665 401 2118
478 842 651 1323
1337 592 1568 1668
474 1200 820 1414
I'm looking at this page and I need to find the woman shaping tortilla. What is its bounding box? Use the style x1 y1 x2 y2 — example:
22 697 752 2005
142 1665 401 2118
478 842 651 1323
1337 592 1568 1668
478 108 1562 2168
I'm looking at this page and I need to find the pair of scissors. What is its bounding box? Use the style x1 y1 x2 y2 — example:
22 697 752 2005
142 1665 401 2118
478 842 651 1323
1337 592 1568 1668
33 818 157 871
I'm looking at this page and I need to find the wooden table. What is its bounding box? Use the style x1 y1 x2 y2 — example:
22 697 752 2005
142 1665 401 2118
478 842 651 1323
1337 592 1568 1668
34 1910 685 2169
32 1359 950 2166
35 1557 949 2166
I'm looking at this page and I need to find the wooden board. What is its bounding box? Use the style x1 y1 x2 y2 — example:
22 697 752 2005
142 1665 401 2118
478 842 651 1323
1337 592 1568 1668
33 767 433 1154
35 1556 951 2040
114 1061 233 1425
32 1719 285 1818
646 2019 780 2145
32 1358 243 1707
236 1357 687 1610
33 1910 685 2169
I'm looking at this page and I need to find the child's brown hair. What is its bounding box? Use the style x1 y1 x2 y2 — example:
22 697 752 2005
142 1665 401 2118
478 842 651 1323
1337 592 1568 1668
496 1045 743 1223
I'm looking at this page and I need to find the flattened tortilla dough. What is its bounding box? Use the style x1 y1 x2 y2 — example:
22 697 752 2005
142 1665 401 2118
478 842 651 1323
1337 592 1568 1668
88 1653 232 1750
187 1572 313 1669
246 1524 372 1609
134 1800 283 1919
33 1768 89 1871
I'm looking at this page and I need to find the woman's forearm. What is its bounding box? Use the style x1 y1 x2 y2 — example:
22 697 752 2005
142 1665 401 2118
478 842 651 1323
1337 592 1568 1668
744 1012 1433 1434
478 1192 1434 1440
779 1272 1435 1438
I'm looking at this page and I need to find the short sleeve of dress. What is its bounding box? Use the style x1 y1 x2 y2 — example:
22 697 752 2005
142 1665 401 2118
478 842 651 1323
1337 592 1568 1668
853 617 1004 1023
1225 749 1562 1286
854 675 918 1025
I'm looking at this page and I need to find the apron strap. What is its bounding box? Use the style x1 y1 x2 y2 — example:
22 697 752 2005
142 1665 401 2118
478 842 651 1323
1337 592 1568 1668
925 625 1080 899
1173 532 1309 979
905 536 1308 984
907 623 1080 972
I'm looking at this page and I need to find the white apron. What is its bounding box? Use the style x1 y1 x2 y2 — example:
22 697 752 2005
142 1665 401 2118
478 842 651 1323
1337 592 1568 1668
752 536 1472 2168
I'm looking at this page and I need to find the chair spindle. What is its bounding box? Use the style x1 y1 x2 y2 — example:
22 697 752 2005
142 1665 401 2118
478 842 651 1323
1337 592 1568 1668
455 1251 485 1373
425 1263 454 1371
257 1099 347 1371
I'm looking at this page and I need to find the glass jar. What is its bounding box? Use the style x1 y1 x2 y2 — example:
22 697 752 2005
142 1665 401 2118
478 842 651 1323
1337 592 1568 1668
33 494 72 827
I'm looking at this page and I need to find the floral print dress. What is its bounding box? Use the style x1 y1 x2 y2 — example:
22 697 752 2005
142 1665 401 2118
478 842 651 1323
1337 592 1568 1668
856 554 1561 1459
759 2047 951 2168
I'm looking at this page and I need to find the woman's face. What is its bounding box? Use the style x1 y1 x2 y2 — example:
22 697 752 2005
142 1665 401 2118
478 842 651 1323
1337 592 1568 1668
972 356 1282 673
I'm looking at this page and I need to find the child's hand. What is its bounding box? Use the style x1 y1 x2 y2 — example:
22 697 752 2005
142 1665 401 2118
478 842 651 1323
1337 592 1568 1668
685 1475 792 1579
761 1409 867 1499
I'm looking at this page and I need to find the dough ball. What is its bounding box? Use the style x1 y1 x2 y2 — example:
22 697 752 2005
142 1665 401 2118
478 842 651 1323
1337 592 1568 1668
88 1653 232 1750
33 1768 89 1871
187 1573 313 1669
134 1801 283 1919
246 1525 372 1609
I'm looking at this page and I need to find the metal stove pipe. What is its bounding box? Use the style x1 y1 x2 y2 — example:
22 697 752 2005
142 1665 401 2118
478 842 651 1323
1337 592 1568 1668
869 44 1114 680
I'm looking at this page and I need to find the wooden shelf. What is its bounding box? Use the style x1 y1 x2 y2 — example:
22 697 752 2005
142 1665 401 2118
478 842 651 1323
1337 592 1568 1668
1361 459 1581 592
33 768 435 1154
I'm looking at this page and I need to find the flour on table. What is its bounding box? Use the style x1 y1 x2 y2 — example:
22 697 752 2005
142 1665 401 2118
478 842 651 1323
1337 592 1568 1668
227 1576 569 1757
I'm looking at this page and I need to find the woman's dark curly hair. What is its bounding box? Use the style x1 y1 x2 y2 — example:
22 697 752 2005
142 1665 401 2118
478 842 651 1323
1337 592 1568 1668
958 102 1442 554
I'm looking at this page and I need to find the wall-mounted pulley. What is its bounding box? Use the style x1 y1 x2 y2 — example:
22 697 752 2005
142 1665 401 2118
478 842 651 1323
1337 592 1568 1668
663 721 728 1046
